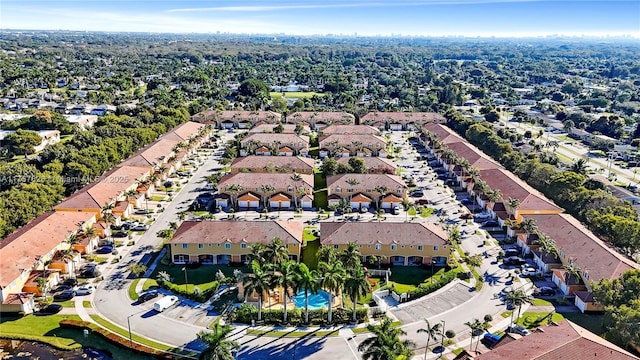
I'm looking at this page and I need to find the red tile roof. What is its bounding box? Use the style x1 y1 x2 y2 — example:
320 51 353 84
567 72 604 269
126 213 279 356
320 222 448 246
446 142 503 171
0 211 97 287
241 133 310 146
319 134 387 148
422 123 464 143
524 214 638 284
327 174 406 191
218 172 314 192
169 220 304 245
197 110 282 122
287 112 355 124
336 157 396 172
476 321 639 360
479 169 561 212
321 125 380 135
2 292 34 305
360 112 446 124
231 156 315 172
171 121 205 141
248 124 311 134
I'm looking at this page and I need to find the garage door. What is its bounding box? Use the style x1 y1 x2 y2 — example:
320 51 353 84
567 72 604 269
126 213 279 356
350 201 370 208
249 200 259 208
381 202 392 209
390 124 403 131
216 199 228 208
270 200 291 208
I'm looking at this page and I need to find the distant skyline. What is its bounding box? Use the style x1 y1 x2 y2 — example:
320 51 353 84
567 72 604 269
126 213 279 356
2 0 639 38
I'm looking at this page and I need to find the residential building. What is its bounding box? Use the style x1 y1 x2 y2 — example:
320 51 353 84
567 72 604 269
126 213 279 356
230 156 315 175
320 222 451 266
192 110 282 129
360 112 446 130
521 213 638 312
336 156 396 174
0 211 98 313
0 129 61 152
64 114 99 129
320 124 380 135
240 133 310 157
286 111 355 130
216 172 314 209
469 321 639 360
319 134 387 158
169 220 304 264
248 123 311 135
326 173 407 210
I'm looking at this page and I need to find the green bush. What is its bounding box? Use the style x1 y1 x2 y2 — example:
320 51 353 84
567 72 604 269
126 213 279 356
408 269 458 299
161 281 219 302
230 304 367 325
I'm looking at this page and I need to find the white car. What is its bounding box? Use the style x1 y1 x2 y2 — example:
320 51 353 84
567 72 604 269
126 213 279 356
521 267 537 277
507 324 530 336
75 285 95 295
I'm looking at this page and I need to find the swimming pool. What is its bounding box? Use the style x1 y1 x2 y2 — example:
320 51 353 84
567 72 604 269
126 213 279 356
291 289 330 310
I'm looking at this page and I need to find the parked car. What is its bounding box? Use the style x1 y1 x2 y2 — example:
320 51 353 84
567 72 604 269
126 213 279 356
98 239 114 247
53 284 76 293
482 221 500 228
506 324 530 336
410 190 424 197
63 278 78 287
112 231 128 238
482 333 502 348
131 224 149 231
521 267 537 277
79 268 101 279
75 285 95 295
534 286 555 296
122 221 141 230
53 290 76 302
95 246 114 254
415 199 430 205
134 209 150 215
138 290 159 303
503 256 526 266
504 248 520 257
359 207 369 213
461 198 474 205
392 206 401 215
36 304 63 315
460 213 475 219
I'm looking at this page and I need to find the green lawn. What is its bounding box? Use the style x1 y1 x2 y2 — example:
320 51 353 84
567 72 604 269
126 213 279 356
150 195 166 202
302 229 320 270
150 262 246 288
143 278 159 291
516 311 565 329
561 312 606 335
313 171 328 209
378 266 441 293
0 314 83 350
90 315 197 357
129 278 141 300
82 301 92 308
531 298 553 306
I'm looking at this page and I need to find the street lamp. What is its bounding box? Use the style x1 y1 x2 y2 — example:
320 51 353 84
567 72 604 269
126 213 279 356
431 260 437 283
181 267 188 293
440 319 446 349
127 309 147 349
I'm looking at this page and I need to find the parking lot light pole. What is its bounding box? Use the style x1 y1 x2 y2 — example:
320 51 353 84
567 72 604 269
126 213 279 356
431 260 437 283
127 309 146 349
182 267 188 293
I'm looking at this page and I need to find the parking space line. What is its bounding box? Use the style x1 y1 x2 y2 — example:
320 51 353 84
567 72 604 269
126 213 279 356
343 336 359 360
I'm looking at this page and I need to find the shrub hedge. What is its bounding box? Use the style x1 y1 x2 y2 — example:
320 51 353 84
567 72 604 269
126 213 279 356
228 303 367 326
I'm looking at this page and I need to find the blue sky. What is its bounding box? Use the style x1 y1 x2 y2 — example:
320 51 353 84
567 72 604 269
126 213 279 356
2 0 639 37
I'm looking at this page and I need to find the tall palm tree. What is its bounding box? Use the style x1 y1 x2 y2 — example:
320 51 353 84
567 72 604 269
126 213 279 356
294 263 320 324
259 184 276 209
358 317 416 360
570 158 589 175
537 234 559 260
249 243 267 267
318 260 346 324
340 242 361 274
464 318 484 352
343 267 369 322
243 261 273 322
197 323 240 360
265 237 289 266
316 246 338 264
59 248 77 279
521 218 538 235
374 185 389 209
274 260 298 324
506 197 521 216
417 319 442 360
505 289 533 328
225 184 244 209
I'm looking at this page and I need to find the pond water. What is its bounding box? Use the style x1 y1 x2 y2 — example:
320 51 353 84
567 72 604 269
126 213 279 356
0 339 112 360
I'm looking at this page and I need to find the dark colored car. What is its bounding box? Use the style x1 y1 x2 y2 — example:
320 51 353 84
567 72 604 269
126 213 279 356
482 221 500 228
503 256 526 266
535 286 555 296
53 284 75 293
460 213 475 219
63 278 78 287
36 304 63 315
410 190 424 197
138 290 159 303
112 231 128 238
95 246 114 254
461 198 474 205
482 333 502 348
53 290 75 302
504 248 520 257
79 268 101 279
134 209 150 214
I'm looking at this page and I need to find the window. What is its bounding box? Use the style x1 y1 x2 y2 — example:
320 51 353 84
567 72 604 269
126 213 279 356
225 243 231 249
418 245 423 251
241 243 247 249
433 245 439 251
334 245 339 249
375 244 381 250
182 244 188 249
336 187 342 193
391 244 397 251
198 244 204 249
347 188 354 193
583 272 589 280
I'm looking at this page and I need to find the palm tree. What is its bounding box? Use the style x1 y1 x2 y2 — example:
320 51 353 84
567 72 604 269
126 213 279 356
36 276 48 299
563 262 583 286
570 158 589 175
294 263 319 324
506 197 521 216
464 318 484 352
243 260 273 322
318 260 346 324
101 202 116 232
295 187 307 209
339 242 361 274
538 234 559 260
417 319 442 359
225 184 244 208
358 317 416 360
374 185 389 209
274 260 298 324
343 267 369 322
249 243 267 267
197 323 240 360
59 248 77 279
505 288 533 328
259 184 276 209
265 237 288 266
521 218 538 235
